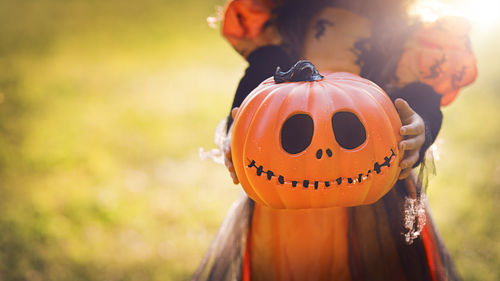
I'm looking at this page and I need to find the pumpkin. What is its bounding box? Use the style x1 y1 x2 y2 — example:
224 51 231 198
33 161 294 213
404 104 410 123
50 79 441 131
231 61 402 209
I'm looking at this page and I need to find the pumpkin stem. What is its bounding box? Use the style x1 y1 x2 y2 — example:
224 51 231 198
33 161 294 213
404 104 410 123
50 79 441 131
274 60 324 83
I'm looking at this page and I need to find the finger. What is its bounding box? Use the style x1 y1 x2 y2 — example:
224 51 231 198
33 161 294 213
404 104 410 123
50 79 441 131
400 121 424 136
224 155 234 171
231 172 240 184
395 98 416 121
400 150 420 169
224 147 232 158
231 107 240 119
399 136 425 151
399 168 412 179
226 161 240 184
225 159 235 173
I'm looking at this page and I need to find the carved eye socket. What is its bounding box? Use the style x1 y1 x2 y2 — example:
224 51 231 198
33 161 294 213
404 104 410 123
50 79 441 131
331 111 366 149
281 113 314 154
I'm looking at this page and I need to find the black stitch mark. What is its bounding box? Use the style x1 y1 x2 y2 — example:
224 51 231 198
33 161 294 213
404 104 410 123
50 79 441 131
314 19 334 40
246 148 396 188
256 165 264 176
248 160 278 181
423 54 446 79
451 66 467 89
373 149 396 174
278 175 285 184
326 148 332 157
266 170 274 180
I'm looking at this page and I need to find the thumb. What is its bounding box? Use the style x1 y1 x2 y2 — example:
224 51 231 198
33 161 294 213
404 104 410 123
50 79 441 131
395 98 416 121
231 107 240 119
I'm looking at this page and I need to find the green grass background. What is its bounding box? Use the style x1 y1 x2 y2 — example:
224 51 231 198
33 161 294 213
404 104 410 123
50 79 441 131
0 0 498 280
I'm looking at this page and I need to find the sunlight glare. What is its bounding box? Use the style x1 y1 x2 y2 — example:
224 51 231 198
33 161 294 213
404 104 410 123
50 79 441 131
411 0 500 29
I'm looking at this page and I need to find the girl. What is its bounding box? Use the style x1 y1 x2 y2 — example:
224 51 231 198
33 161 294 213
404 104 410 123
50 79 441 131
194 0 476 280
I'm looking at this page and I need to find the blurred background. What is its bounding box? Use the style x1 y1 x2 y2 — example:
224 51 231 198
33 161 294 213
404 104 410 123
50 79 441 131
0 0 498 280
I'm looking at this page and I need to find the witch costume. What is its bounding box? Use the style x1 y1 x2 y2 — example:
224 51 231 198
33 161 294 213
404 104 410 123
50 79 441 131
193 1 477 280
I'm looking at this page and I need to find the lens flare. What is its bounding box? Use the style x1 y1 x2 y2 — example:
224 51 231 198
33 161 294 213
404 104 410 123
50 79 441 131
411 0 500 28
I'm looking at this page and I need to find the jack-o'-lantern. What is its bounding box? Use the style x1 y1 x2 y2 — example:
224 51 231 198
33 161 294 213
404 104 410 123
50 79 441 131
231 61 402 209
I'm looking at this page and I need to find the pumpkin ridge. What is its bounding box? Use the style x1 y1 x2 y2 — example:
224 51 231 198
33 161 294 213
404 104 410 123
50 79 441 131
318 80 370 205
345 84 399 204
243 84 298 207
237 83 278 115
277 83 313 153
238 85 286 206
274 84 313 208
324 72 381 89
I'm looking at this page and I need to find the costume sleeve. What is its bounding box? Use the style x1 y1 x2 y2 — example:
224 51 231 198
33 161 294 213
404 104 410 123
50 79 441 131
227 45 293 129
390 82 443 167
392 16 477 106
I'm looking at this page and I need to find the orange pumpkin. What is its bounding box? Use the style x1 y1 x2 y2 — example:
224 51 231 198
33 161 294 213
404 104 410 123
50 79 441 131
231 61 402 209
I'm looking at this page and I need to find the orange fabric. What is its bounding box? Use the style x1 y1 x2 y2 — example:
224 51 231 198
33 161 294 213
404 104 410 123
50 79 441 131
222 0 274 47
242 228 251 281
422 221 445 281
249 204 352 281
394 16 477 106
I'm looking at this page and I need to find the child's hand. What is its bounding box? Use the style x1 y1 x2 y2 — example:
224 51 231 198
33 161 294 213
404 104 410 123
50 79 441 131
224 146 239 184
224 107 240 184
395 99 425 179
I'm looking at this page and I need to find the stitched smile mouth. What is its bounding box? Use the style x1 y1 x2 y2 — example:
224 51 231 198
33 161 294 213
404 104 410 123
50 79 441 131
246 149 396 190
